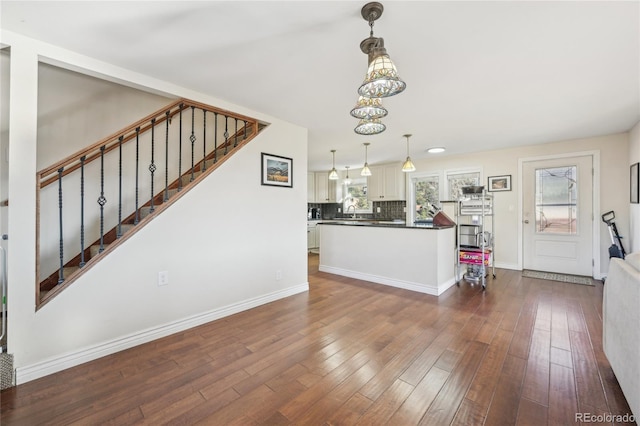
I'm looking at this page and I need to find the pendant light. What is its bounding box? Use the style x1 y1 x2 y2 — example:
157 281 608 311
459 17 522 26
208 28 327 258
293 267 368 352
329 149 339 180
357 2 406 99
361 142 372 176
401 134 416 172
344 166 351 186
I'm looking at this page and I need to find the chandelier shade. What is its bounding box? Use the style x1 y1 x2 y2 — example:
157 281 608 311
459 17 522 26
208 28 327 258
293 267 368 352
350 96 388 120
354 118 386 135
358 39 406 98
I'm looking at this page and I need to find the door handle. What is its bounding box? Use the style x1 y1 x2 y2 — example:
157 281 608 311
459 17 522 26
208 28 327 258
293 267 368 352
524 220 529 224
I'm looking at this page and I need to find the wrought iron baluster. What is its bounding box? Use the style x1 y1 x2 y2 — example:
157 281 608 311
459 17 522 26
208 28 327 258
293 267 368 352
57 167 65 284
134 127 140 224
79 156 86 267
190 106 196 182
178 104 183 191
149 118 156 213
214 112 218 163
234 117 239 147
243 120 248 141
98 146 107 253
202 109 207 172
164 110 170 202
224 115 229 155
117 135 123 238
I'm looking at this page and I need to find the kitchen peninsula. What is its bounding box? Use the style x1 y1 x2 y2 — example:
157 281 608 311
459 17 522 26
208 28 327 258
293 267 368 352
318 221 456 296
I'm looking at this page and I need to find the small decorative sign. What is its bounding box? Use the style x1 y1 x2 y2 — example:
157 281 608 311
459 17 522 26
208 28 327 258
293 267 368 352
261 153 293 188
487 175 511 192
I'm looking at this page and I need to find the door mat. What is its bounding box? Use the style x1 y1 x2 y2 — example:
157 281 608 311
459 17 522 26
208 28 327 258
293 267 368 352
522 270 594 286
0 353 14 390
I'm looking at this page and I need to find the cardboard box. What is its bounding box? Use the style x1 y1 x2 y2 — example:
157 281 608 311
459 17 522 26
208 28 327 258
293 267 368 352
459 250 490 265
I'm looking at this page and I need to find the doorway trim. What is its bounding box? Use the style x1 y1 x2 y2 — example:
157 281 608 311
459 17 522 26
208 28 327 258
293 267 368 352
517 150 601 278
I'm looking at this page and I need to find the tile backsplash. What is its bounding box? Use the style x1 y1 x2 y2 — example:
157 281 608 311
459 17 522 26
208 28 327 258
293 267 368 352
373 200 406 220
308 200 406 220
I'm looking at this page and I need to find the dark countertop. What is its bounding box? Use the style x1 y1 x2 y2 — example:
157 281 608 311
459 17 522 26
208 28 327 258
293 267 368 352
319 220 454 230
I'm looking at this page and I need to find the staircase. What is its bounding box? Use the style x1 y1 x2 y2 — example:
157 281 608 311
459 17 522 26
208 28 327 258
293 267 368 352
36 99 265 309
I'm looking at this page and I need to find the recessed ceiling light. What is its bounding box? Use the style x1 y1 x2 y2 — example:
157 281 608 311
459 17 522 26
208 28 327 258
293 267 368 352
427 147 445 154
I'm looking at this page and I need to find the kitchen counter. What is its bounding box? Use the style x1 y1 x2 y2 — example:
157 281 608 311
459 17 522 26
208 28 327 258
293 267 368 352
319 219 453 229
318 222 456 296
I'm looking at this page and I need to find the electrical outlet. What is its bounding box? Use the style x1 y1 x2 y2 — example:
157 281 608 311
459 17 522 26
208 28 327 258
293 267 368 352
376 207 381 213
158 271 169 286
276 270 282 280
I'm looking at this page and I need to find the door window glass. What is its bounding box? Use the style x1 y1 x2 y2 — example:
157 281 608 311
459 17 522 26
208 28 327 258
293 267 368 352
535 166 577 234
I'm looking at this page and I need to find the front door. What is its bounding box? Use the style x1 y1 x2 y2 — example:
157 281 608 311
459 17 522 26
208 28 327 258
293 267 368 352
522 155 593 276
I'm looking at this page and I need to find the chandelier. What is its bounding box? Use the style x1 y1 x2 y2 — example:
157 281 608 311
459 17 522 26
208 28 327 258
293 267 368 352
351 2 406 136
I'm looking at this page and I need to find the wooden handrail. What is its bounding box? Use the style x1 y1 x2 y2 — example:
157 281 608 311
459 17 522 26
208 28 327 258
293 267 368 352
37 98 259 188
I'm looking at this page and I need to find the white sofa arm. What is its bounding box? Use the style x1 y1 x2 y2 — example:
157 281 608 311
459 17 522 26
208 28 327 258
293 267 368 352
603 256 640 419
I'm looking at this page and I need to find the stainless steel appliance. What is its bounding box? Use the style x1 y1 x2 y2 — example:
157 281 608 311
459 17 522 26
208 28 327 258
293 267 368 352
308 207 321 219
459 224 480 247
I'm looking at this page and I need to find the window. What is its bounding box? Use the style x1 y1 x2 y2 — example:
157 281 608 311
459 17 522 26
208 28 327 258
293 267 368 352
446 170 481 200
408 169 481 224
412 175 440 220
343 177 372 214
535 166 577 234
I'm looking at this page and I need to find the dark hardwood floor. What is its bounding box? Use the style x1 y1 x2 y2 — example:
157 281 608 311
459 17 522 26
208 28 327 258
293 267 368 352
1 254 634 425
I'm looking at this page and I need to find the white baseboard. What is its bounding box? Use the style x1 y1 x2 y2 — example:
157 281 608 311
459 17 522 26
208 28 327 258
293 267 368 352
494 261 521 270
319 265 456 296
16 282 309 384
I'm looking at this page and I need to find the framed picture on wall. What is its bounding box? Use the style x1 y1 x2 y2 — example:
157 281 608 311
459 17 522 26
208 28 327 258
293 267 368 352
487 175 512 192
631 162 639 204
261 153 293 188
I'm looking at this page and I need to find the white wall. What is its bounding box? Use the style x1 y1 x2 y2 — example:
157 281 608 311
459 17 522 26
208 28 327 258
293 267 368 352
1 49 9 268
37 63 174 169
1 30 308 383
410 133 629 276
629 120 640 252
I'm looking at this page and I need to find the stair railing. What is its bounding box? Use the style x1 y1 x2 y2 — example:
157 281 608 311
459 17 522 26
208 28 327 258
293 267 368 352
36 98 261 309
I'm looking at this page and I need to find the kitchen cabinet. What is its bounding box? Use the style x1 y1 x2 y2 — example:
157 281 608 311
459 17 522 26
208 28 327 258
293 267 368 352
308 172 339 203
307 173 315 202
307 221 320 252
367 163 406 201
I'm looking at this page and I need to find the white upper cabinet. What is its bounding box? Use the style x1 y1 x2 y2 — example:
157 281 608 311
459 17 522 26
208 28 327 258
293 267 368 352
367 163 406 201
307 172 315 202
309 172 338 203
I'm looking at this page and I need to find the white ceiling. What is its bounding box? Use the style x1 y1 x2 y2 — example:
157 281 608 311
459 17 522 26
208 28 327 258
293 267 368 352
2 1 639 171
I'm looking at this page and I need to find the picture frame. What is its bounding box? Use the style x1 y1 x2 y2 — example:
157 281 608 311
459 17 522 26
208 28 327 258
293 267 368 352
487 175 511 192
261 153 293 188
631 162 639 204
